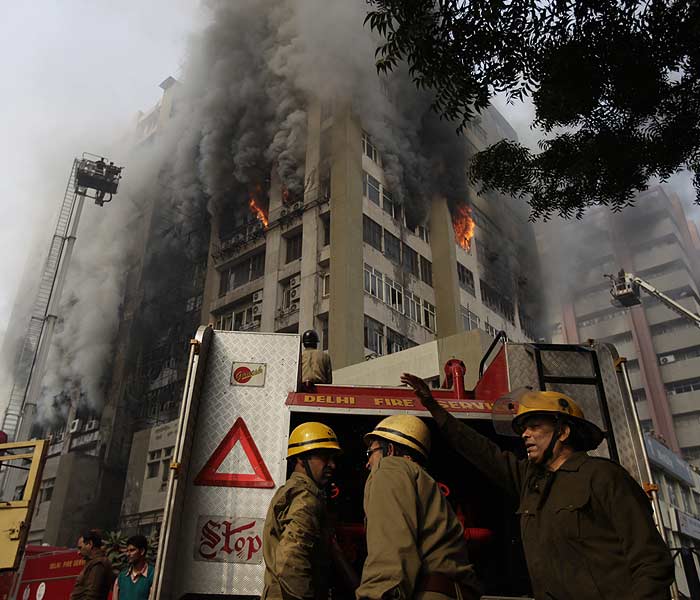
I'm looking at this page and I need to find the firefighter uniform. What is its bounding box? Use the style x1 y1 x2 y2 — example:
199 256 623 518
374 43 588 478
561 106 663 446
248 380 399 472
437 411 674 600
262 472 331 600
357 416 482 600
301 347 332 385
262 422 341 600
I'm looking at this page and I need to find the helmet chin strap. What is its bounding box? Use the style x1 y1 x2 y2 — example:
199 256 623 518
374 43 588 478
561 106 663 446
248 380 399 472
300 457 319 487
541 416 562 466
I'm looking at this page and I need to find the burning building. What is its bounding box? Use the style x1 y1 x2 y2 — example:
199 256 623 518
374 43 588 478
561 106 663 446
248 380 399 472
14 1 544 541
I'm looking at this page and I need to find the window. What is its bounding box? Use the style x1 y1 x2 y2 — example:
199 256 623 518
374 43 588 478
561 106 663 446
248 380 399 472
387 329 410 354
384 231 401 264
363 264 384 301
364 316 384 355
418 226 430 243
321 317 329 351
666 377 700 396
149 450 162 461
363 215 382 251
321 273 330 298
322 216 331 246
405 292 422 324
420 256 433 286
286 232 303 263
480 280 515 323
383 190 401 221
219 252 266 295
362 172 381 205
147 462 160 479
162 460 170 482
461 307 481 331
164 446 174 457
385 277 404 313
423 300 436 332
40 478 55 504
362 132 380 163
281 278 301 311
402 243 419 276
185 295 203 312
484 322 498 337
457 263 475 295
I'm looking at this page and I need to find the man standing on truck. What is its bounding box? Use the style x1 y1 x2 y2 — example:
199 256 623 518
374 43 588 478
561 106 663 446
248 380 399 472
300 330 332 389
262 422 342 600
70 530 113 600
357 415 482 600
401 373 675 600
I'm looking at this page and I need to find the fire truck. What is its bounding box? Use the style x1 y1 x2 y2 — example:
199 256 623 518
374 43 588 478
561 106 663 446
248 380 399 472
152 327 663 600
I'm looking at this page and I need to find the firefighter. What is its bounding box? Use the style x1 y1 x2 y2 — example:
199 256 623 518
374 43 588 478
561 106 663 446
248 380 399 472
401 373 675 600
262 422 341 600
300 330 332 388
356 415 482 600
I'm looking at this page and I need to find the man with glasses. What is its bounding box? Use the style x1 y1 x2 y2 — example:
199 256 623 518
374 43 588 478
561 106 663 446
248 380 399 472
356 415 481 600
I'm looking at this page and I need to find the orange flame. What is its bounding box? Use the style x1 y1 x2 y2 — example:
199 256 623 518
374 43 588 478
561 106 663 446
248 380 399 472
453 204 475 251
248 192 269 228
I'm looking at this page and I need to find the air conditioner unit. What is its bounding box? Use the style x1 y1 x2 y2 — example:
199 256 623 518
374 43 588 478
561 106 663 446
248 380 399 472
252 304 262 316
281 208 288 218
289 276 300 288
52 432 64 443
293 201 304 211
290 301 300 313
290 288 299 300
86 419 99 431
660 355 676 365
69 419 82 434
253 290 264 303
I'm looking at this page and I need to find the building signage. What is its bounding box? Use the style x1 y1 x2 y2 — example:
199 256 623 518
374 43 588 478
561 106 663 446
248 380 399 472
287 392 494 414
644 433 694 485
676 509 700 542
231 362 266 387
194 516 264 563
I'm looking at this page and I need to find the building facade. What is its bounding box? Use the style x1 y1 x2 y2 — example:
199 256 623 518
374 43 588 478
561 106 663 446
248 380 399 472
542 187 700 459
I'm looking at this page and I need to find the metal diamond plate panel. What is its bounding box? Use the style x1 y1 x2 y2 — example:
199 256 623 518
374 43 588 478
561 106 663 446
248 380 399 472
169 331 300 599
504 343 650 485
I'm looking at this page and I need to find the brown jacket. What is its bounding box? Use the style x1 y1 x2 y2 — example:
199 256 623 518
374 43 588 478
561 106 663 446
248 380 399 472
438 412 674 600
262 472 330 600
356 457 481 600
301 348 332 385
70 551 113 600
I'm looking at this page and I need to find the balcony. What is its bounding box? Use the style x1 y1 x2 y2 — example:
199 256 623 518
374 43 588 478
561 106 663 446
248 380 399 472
670 390 700 416
645 296 700 326
574 288 612 318
578 312 630 340
653 327 700 355
212 222 266 266
633 241 686 273
661 355 700 384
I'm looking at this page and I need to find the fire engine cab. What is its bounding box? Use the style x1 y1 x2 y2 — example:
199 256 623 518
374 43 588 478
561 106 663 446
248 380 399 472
152 327 660 600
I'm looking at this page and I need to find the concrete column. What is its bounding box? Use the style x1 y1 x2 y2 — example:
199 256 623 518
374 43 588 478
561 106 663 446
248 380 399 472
261 175 283 331
429 197 462 339
201 213 221 326
328 108 364 368
299 103 322 333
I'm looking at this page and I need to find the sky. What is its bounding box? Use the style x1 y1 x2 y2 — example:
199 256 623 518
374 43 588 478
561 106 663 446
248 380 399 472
0 1 697 347
0 1 203 339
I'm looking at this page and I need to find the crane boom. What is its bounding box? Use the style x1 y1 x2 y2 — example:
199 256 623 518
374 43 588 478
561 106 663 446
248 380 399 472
606 269 700 328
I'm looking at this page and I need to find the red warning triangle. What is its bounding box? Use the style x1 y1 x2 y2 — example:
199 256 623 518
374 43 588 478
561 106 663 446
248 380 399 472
194 417 274 488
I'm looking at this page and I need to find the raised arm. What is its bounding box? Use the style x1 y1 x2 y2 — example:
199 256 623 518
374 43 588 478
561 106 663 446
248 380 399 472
401 373 527 498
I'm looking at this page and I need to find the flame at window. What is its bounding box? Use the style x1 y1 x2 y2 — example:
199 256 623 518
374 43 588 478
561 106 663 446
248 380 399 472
248 190 269 228
453 204 475 251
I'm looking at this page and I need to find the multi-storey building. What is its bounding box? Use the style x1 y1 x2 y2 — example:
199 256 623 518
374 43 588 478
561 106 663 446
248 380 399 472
542 186 700 458
202 101 542 367
117 93 543 535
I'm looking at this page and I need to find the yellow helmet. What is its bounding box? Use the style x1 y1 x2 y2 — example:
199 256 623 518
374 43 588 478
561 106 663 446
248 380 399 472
287 422 342 458
507 389 604 450
364 415 431 459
